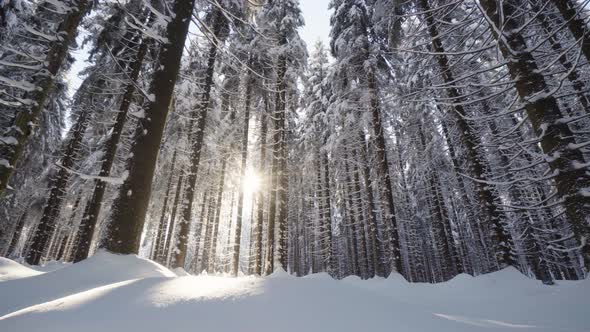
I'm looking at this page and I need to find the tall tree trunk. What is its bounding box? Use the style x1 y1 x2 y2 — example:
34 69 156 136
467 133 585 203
200 182 217 271
190 186 210 272
550 0 590 64
163 169 184 265
277 113 289 271
420 0 511 267
367 70 402 275
26 100 91 265
417 123 455 279
351 152 370 278
358 132 384 276
342 145 361 276
486 116 553 283
73 40 149 263
232 76 253 276
480 0 590 269
172 9 226 269
254 102 268 276
265 51 287 275
62 195 82 262
6 208 28 257
438 115 492 272
151 149 177 262
0 0 90 195
321 148 334 273
105 0 196 255
208 159 228 272
530 0 590 115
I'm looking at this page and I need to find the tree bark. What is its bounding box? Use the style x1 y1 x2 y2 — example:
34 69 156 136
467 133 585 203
208 159 228 272
264 51 287 275
254 101 268 275
367 70 402 275
358 132 384 276
105 0 196 255
26 96 91 265
529 0 590 115
172 9 226 269
421 0 511 267
550 0 590 64
163 169 184 265
151 149 177 262
480 0 590 269
73 39 149 262
6 208 28 257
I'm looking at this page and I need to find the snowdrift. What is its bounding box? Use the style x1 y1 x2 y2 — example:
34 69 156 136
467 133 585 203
0 253 587 332
0 258 42 281
0 250 174 316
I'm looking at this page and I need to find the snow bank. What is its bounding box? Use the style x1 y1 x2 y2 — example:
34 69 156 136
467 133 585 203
28 260 71 273
0 255 587 332
0 250 174 316
0 257 42 281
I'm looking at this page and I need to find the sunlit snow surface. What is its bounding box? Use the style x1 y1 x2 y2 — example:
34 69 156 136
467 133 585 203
0 251 587 332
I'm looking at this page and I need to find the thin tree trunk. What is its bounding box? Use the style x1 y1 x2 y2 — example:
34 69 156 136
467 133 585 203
190 187 209 272
152 150 177 262
164 170 184 265
232 76 253 276
6 208 28 257
208 159 228 272
254 101 268 275
277 116 289 271
351 153 370 278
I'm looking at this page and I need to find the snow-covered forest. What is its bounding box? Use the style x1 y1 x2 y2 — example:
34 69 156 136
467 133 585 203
1 0 590 290
1 0 590 330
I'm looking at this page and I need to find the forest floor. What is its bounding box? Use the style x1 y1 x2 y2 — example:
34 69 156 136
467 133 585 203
0 252 588 332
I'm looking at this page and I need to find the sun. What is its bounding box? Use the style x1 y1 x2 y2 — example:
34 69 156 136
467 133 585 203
242 169 261 194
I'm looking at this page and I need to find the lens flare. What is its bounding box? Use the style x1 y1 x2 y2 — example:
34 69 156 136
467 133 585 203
242 169 261 193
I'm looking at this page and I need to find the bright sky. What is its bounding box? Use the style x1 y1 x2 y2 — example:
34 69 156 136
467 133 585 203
298 0 332 51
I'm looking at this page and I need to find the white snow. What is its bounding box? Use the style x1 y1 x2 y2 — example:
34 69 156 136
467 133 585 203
0 258 42 281
0 136 18 145
0 250 174 317
0 159 11 168
0 252 587 332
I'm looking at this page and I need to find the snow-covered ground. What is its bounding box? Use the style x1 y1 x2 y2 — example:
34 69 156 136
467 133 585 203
0 252 587 332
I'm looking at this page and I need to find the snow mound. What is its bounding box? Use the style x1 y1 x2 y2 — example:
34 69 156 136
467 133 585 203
29 260 71 273
0 257 587 332
0 250 174 316
0 257 42 282
267 267 292 278
172 267 190 276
